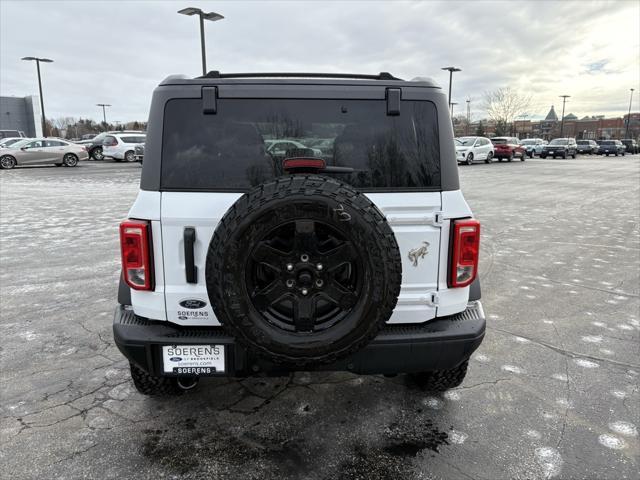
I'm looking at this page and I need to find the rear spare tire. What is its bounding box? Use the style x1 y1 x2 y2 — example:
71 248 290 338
205 175 402 367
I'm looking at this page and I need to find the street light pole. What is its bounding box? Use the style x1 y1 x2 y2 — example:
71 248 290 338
21 56 53 137
625 88 635 139
178 7 224 76
96 104 111 128
466 98 471 135
441 66 461 111
559 95 570 137
450 102 458 119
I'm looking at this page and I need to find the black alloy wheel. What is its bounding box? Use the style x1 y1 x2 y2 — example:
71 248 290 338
246 219 362 334
91 147 104 161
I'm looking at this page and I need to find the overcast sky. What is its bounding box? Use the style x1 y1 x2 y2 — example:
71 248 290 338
1 0 638 123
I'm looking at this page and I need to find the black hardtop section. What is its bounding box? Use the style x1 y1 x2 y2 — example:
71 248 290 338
140 72 458 192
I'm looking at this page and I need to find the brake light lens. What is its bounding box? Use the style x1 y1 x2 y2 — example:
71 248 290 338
119 220 153 290
283 158 326 172
449 218 480 288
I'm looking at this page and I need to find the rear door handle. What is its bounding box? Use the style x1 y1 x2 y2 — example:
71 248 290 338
184 227 198 283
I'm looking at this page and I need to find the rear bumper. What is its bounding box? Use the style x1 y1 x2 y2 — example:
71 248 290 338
494 149 514 158
112 302 486 377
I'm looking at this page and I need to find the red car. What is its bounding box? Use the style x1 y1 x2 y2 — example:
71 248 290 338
491 137 526 161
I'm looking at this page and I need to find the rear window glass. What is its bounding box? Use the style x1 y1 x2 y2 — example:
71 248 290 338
122 136 145 143
161 98 440 191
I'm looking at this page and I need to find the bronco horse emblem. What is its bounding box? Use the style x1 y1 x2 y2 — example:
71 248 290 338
408 242 430 267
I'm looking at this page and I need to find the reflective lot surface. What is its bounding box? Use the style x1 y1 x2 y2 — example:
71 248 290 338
1 157 638 479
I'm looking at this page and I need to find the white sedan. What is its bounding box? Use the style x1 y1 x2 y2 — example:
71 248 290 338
455 136 494 165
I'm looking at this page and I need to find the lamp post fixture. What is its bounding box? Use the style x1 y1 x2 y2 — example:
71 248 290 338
441 66 461 111
21 56 53 137
625 88 635 139
178 7 224 76
559 95 570 137
96 104 111 129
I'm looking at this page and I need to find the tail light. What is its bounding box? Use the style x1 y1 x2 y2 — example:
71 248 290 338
119 220 153 290
283 157 326 172
448 218 480 288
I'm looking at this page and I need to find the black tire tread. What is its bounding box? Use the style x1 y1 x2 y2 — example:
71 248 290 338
129 363 181 396
206 175 402 367
410 360 469 391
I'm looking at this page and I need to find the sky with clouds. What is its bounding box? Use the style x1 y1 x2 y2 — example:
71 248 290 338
1 0 638 123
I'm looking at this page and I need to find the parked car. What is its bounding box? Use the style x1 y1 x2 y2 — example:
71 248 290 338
85 130 145 160
113 71 485 395
134 143 144 163
265 139 323 159
540 138 578 159
519 138 547 157
0 137 27 149
102 133 147 162
454 136 494 164
597 140 626 156
576 140 599 154
621 139 638 154
490 137 526 161
0 138 88 169
0 130 26 139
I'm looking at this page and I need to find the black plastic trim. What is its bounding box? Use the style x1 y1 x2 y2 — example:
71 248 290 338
386 88 401 116
183 227 198 283
202 71 402 81
469 277 482 301
202 86 217 114
113 302 485 376
117 273 131 306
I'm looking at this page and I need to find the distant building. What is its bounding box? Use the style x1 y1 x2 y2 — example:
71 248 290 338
545 105 558 122
463 111 638 141
0 95 42 137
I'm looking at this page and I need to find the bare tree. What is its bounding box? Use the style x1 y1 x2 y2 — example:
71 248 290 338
52 117 79 139
483 88 531 134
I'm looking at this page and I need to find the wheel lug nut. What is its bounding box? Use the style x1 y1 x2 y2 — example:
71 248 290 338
316 263 323 271
301 254 309 262
315 279 323 287
286 279 295 288
286 263 294 271
301 288 309 295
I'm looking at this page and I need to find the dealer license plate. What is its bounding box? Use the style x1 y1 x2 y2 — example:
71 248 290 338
162 344 225 375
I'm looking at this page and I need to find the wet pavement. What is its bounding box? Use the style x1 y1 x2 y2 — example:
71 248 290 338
1 156 638 479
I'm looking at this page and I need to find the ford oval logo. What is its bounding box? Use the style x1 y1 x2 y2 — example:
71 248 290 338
179 299 207 309
170 357 182 362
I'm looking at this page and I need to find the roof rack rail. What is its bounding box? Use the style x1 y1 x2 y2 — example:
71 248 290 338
200 71 403 81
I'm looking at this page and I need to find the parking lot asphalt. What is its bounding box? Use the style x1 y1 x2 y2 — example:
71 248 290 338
1 156 639 480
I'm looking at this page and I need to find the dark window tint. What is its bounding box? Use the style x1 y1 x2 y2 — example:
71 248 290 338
103 135 118 146
122 136 146 144
161 98 440 191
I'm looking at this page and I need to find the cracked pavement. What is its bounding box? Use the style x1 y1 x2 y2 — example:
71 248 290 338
1 157 639 479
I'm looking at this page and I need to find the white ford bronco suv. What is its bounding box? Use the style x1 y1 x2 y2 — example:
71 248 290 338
113 71 485 395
